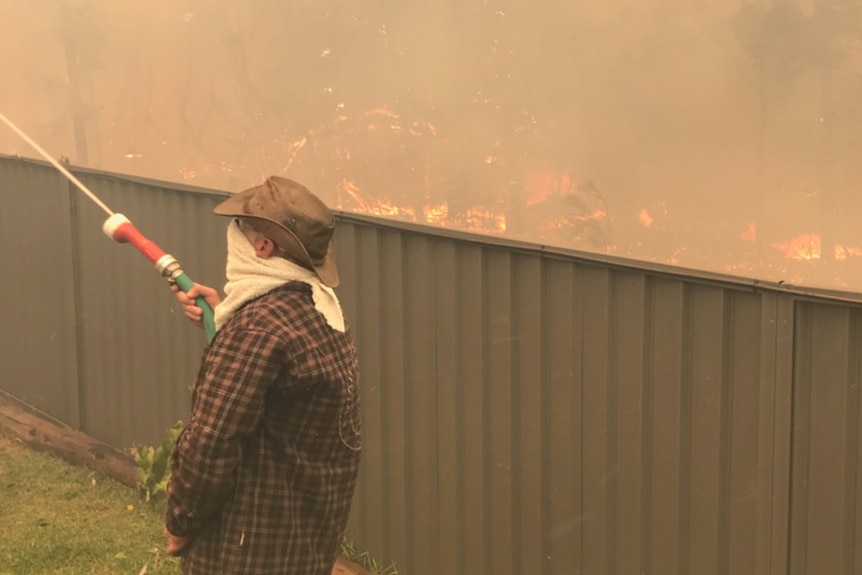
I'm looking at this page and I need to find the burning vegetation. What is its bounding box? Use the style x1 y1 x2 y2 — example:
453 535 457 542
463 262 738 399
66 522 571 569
278 106 612 252
265 103 862 291
4 2 862 291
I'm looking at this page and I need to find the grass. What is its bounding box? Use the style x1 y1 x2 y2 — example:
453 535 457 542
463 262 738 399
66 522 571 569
340 539 400 575
0 436 180 575
0 435 400 575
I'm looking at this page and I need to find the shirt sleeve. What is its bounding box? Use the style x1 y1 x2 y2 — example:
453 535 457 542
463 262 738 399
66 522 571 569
165 326 283 536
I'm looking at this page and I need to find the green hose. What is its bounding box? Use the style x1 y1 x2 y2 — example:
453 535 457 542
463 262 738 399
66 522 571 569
173 271 216 343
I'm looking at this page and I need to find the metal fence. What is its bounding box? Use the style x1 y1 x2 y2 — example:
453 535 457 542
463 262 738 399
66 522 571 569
2 154 862 575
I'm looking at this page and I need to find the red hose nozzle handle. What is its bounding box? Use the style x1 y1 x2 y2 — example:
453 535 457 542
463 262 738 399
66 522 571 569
103 214 166 264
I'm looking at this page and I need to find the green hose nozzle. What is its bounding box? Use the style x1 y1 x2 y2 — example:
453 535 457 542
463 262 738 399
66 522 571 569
156 255 216 343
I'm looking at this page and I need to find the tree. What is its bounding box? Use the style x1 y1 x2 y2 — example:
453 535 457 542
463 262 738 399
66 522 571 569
732 0 862 264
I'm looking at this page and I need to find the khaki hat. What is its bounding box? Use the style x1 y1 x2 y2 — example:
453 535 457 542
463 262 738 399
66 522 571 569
214 176 340 287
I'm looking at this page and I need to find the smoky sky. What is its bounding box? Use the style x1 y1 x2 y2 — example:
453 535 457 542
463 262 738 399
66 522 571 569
2 0 862 291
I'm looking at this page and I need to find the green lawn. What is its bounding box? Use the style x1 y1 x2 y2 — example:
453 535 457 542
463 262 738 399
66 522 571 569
0 436 181 575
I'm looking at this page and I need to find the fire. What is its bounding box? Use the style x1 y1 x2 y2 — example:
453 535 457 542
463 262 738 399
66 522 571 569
574 210 608 222
284 137 307 154
282 137 307 171
772 233 821 260
462 206 507 233
369 202 416 219
337 180 508 234
835 244 862 261
411 120 437 136
738 227 862 262
423 203 449 225
278 108 605 247
524 167 573 206
339 178 361 204
340 179 416 219
368 106 399 118
639 209 654 228
178 161 234 181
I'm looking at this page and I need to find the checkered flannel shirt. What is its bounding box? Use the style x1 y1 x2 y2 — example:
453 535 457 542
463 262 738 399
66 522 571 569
166 282 361 575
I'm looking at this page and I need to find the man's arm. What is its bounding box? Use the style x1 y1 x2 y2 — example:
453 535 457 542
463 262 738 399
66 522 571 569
165 325 282 537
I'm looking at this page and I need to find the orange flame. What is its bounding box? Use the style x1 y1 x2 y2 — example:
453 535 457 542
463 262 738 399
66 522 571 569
423 203 449 225
462 207 507 233
341 179 415 217
835 244 862 261
368 106 399 118
772 233 821 260
339 179 508 233
574 210 608 222
639 209 654 228
741 222 757 243
524 167 573 206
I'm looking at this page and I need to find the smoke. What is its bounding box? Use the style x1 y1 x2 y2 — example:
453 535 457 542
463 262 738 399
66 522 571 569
2 0 862 290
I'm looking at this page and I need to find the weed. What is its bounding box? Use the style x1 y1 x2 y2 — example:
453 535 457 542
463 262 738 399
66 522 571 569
340 537 400 575
132 420 183 502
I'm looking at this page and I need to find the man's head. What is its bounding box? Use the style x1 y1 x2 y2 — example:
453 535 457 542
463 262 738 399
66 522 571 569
213 176 340 287
232 217 287 260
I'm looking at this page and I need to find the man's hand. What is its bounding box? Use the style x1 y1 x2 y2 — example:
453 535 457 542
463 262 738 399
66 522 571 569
164 526 193 557
171 283 221 329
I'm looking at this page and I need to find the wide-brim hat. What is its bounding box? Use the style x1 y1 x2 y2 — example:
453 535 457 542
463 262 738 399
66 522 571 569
213 176 340 287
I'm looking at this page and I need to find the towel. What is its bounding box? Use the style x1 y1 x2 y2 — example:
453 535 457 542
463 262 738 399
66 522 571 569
213 219 345 332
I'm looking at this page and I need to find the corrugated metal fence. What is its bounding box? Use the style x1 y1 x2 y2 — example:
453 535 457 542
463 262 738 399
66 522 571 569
2 155 862 575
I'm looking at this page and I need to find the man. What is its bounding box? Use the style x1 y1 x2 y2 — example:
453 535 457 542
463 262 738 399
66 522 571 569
165 176 362 575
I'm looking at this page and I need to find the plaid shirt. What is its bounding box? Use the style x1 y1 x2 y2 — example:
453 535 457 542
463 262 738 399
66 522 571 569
166 282 361 575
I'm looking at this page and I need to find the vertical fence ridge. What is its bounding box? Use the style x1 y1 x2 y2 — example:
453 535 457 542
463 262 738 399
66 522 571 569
380 230 405 572
718 292 733 575
789 306 812 575
538 258 552 575
434 239 460 575
843 312 860 575
510 253 522 575
641 277 655 574
66 180 86 431
679 283 694 575
605 271 619 575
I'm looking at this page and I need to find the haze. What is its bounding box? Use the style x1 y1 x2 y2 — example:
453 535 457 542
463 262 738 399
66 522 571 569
2 0 861 291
